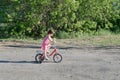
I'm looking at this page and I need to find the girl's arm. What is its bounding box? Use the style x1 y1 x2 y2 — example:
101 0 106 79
48 35 53 42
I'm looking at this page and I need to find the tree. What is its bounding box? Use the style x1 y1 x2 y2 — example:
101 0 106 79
0 0 119 38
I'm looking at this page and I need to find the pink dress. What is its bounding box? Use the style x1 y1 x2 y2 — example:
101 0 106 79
41 35 51 52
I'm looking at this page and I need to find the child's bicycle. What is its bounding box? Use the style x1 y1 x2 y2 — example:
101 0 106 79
35 46 62 64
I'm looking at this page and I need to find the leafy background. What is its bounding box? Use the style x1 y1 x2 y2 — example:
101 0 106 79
0 0 120 39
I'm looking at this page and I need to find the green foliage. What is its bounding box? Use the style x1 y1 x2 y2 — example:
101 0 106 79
0 0 120 39
56 31 82 39
56 31 70 39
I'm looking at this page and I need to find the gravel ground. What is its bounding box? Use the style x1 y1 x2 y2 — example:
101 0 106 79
0 42 120 80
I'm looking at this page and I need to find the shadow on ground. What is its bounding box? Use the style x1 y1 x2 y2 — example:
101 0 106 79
0 60 55 64
4 44 120 50
0 60 36 64
4 45 84 50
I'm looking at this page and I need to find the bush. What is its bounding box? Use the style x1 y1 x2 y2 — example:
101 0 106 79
56 31 82 39
56 31 70 39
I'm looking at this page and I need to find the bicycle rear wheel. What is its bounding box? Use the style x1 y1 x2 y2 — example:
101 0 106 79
35 54 44 63
53 53 62 63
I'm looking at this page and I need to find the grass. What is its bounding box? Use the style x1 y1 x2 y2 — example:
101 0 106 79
55 34 120 47
0 38 42 44
0 30 120 46
81 34 120 46
56 30 120 46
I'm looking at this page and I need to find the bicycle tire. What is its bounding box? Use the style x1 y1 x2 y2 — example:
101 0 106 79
35 54 44 63
53 53 62 63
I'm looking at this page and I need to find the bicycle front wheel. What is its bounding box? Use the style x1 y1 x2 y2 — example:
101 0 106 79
53 53 62 63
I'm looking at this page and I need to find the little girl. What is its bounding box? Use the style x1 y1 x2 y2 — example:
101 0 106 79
41 29 54 60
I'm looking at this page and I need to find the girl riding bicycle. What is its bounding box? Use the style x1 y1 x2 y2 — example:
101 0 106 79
41 29 54 60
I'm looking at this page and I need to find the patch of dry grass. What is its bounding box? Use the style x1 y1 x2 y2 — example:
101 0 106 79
57 34 120 46
0 34 120 47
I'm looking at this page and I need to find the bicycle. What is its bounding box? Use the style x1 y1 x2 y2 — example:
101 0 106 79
35 45 62 64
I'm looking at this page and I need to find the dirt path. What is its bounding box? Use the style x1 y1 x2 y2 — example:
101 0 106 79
0 42 120 80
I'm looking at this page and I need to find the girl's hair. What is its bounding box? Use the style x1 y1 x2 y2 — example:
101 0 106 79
48 29 54 34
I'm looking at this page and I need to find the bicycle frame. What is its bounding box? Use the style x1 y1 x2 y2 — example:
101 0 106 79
35 45 62 63
36 47 58 57
48 48 57 56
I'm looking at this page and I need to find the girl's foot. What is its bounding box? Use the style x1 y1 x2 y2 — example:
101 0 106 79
45 56 49 60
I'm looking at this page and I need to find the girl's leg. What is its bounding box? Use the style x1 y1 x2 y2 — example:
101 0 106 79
44 46 49 60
